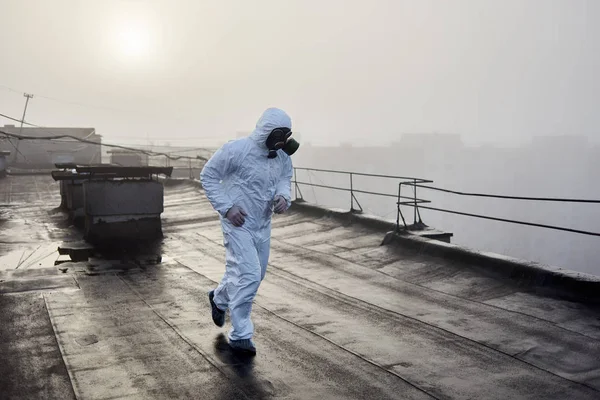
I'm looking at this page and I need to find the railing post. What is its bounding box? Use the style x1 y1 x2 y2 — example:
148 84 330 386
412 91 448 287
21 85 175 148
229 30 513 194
350 172 354 211
294 167 298 200
413 179 417 224
396 182 401 232
397 182 408 230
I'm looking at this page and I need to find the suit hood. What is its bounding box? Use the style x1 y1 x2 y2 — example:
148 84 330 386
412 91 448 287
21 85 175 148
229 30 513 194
249 108 292 149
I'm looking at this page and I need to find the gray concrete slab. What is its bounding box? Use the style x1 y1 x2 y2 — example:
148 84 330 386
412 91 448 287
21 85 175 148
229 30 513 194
0 293 76 400
183 227 600 390
1 176 599 399
267 240 600 388
171 243 597 400
45 275 250 400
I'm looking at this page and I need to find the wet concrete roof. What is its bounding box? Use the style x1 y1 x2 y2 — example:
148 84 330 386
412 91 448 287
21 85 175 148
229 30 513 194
1 175 599 400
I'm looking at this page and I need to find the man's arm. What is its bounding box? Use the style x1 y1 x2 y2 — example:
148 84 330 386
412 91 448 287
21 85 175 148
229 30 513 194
274 156 294 210
200 143 237 217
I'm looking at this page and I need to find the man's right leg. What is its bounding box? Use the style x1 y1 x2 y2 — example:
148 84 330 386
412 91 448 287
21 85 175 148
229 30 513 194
209 228 232 327
208 288 226 327
212 272 230 312
213 228 261 347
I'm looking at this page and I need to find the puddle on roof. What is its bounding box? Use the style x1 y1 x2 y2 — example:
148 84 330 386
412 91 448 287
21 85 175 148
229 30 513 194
0 243 60 271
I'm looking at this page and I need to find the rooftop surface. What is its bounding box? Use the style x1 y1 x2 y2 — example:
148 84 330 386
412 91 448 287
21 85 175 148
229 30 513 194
1 175 599 399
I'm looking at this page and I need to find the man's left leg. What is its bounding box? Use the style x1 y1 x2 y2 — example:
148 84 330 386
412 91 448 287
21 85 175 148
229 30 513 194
257 237 270 282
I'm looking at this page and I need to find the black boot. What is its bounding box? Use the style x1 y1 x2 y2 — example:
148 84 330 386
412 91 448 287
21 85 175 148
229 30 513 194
208 290 225 327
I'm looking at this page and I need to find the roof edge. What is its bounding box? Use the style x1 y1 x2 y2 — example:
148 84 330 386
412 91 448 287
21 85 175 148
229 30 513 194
290 201 600 304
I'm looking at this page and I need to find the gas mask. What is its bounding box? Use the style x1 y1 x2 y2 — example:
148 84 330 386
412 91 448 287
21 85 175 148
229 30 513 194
265 127 300 158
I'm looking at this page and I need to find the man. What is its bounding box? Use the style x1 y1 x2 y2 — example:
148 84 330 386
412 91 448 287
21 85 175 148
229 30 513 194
200 107 299 355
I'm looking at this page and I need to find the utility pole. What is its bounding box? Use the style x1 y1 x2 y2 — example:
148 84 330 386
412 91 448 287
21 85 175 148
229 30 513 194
13 93 34 164
20 93 34 132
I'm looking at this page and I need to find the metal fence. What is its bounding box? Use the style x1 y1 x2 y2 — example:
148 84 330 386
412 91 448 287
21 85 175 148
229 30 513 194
147 154 206 180
293 167 600 237
400 181 600 237
292 167 432 229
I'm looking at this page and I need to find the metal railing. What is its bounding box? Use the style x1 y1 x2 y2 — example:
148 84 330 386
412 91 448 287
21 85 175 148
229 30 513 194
148 154 206 180
400 182 600 237
293 167 600 238
292 167 432 225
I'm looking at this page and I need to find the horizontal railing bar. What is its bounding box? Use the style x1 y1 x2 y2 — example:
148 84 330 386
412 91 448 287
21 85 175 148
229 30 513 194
294 181 419 200
294 167 431 182
353 188 402 198
400 204 600 237
293 181 350 192
401 183 600 204
397 199 432 205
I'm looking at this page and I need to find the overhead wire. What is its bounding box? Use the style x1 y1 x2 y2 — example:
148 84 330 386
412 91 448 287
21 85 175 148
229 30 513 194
1 104 213 162
4 137 29 162
0 84 23 95
0 126 208 162
0 112 32 161
1 86 226 153
0 83 204 125
0 83 139 115
1 90 216 161
0 111 39 126
1 129 208 162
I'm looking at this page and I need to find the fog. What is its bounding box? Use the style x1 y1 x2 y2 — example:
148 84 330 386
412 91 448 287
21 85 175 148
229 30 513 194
293 138 600 275
1 0 599 274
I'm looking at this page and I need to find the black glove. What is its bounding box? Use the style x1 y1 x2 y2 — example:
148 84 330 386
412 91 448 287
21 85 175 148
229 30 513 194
226 206 247 226
273 196 287 214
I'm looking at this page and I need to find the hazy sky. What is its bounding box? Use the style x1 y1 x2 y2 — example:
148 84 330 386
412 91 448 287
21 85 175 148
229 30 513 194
0 0 598 147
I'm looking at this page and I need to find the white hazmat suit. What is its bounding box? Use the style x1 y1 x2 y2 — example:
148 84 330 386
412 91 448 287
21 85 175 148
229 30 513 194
200 108 294 341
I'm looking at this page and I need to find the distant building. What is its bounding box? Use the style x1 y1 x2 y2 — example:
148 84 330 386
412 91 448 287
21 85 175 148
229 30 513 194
107 144 215 167
394 133 464 150
0 125 102 168
530 135 589 151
